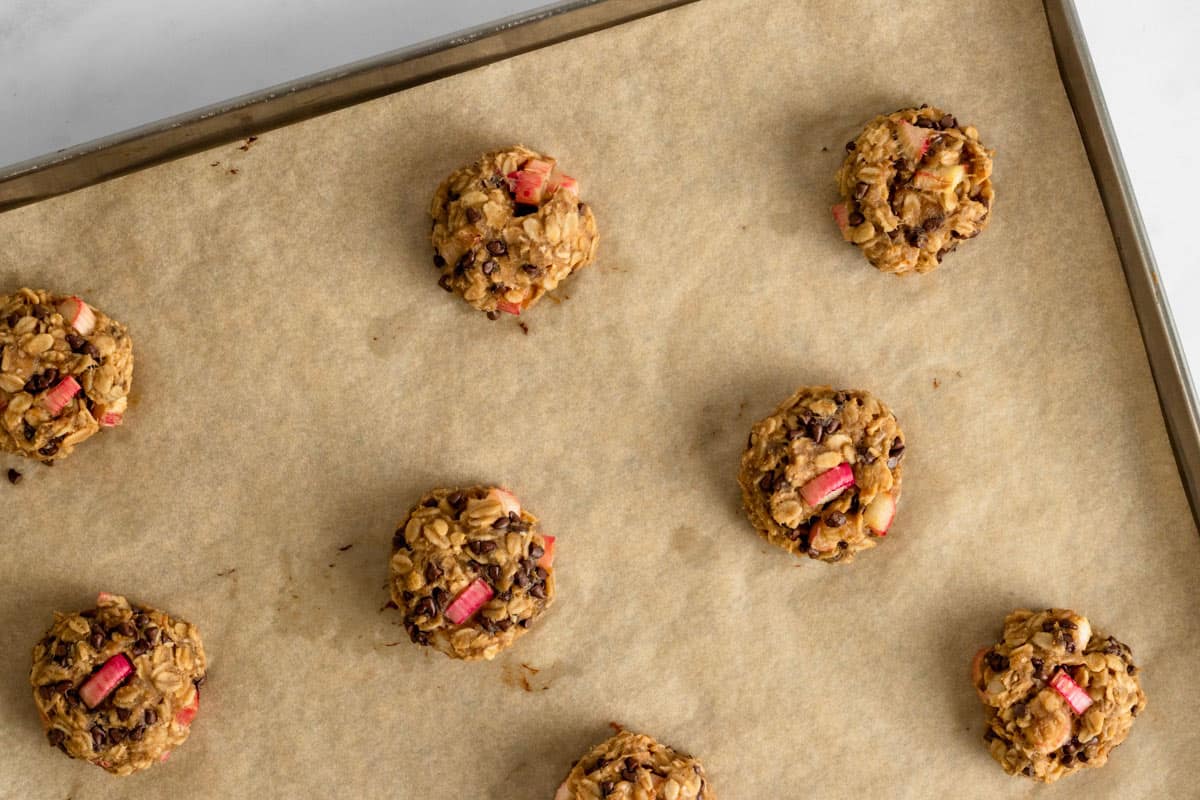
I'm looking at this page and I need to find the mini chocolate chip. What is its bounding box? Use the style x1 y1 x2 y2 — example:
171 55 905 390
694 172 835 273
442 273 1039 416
456 251 475 272
940 113 957 129
129 725 146 742
1131 704 1139 716
486 240 507 256
854 182 869 200
89 630 105 649
486 310 500 321
529 544 544 560
115 706 132 721
922 215 943 232
985 652 1009 672
471 540 498 555
485 564 501 582
600 780 614 796
826 511 846 528
845 140 856 152
1012 702 1027 718
465 207 481 223
448 191 459 201
195 674 206 688
91 727 107 748
424 562 443 583
4 312 19 328
447 490 466 509
836 540 848 549
906 228 926 248
529 584 547 600
117 622 136 637
521 263 540 275
513 571 530 589
1127 663 1136 674
1061 753 1074 766
54 680 72 693
433 254 446 268
47 728 66 747
914 117 936 129
1065 639 1076 653
108 728 126 744
131 641 148 656
32 303 49 319
824 418 841 433
1021 766 1032 776
1076 752 1089 763
6 468 20 485
1059 619 1077 630
437 275 453 292
491 516 510 530
431 587 447 611
513 203 537 217
482 259 498 276
22 422 35 441
392 530 409 550
848 211 865 226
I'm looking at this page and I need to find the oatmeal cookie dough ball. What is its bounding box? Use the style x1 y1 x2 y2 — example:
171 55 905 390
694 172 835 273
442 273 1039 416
30 593 207 776
834 105 994 275
430 146 599 318
738 386 904 563
971 608 1145 783
1 288 133 462
389 485 556 661
555 730 715 800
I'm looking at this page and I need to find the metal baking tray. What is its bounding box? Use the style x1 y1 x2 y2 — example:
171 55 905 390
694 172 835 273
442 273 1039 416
1 0 1195 534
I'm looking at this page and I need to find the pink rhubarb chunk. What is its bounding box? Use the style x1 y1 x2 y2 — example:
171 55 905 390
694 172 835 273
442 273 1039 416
511 170 547 205
496 300 522 316
175 691 199 726
545 169 578 196
490 487 522 516
1050 669 1094 715
80 654 133 708
537 535 556 570
897 121 931 161
799 463 855 507
57 296 96 336
863 493 896 535
831 202 851 234
42 376 81 416
95 396 127 427
444 578 494 625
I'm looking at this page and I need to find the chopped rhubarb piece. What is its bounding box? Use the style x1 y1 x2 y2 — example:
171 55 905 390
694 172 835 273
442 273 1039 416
863 493 896 535
496 300 522 316
42 376 81 416
545 169 578 196
175 691 199 726
897 121 931 161
159 751 171 762
512 170 547 205
97 592 119 605
799 463 855 507
1050 669 1093 715
57 296 96 336
80 654 133 708
490 488 522 516
95 396 127 427
444 578 494 625
537 535 556 569
831 202 851 234
807 520 839 553
522 158 555 176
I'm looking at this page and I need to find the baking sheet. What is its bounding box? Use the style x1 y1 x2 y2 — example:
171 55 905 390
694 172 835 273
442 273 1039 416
1 0 1198 798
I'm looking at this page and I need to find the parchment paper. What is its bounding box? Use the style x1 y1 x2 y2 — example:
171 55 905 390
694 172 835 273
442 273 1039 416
1 1 1198 798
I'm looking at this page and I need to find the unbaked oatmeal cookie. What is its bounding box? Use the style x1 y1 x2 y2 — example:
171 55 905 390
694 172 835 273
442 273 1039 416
971 608 1145 783
30 593 206 776
389 485 555 661
834 106 994 274
738 386 904 563
555 730 714 800
430 146 599 318
1 288 132 462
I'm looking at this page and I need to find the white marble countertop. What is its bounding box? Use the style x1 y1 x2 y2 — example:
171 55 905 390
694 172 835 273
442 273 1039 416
1 0 1196 381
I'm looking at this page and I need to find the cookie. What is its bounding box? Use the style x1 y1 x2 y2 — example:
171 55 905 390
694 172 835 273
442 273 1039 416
554 730 715 800
388 485 555 661
30 592 206 776
1 288 133 462
834 105 994 274
429 146 599 318
737 386 904 563
971 608 1145 783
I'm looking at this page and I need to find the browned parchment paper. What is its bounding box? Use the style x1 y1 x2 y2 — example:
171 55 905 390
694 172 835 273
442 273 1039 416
2 1 1198 797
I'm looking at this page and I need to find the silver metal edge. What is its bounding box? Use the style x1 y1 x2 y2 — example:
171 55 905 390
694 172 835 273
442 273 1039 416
0 0 697 212
1043 0 1200 530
